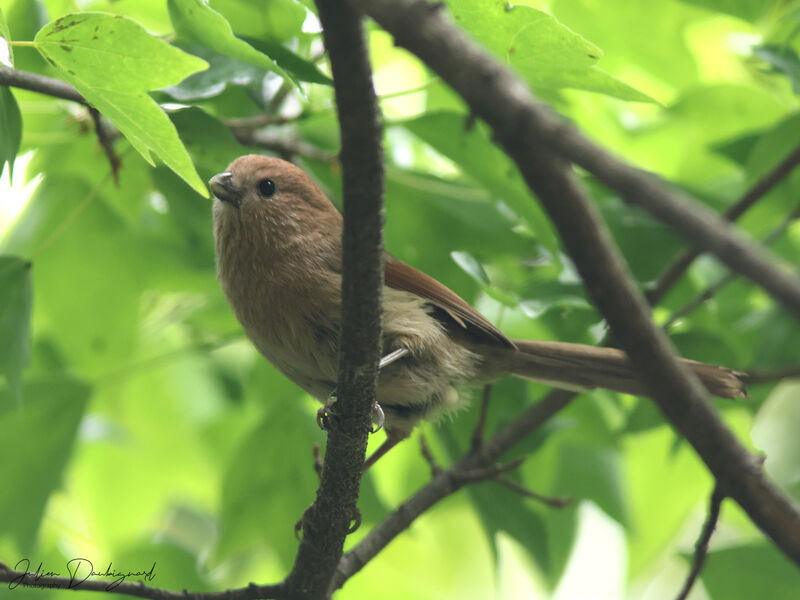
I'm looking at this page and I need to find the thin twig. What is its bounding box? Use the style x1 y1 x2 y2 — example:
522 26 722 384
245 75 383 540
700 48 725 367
0 558 288 600
88 108 121 185
230 128 336 163
663 204 800 329
647 144 800 306
746 364 800 385
494 476 572 508
418 434 442 477
0 65 88 104
456 457 526 483
675 487 725 600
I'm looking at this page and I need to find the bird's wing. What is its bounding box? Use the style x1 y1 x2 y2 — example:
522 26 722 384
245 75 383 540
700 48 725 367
384 255 515 349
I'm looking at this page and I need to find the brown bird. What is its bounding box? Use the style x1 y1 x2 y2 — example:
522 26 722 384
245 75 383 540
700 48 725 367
210 155 746 466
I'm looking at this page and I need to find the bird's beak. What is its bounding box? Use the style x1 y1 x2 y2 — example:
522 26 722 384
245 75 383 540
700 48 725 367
209 172 242 208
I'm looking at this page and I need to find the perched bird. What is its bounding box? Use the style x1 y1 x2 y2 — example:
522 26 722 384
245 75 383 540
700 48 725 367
210 155 746 464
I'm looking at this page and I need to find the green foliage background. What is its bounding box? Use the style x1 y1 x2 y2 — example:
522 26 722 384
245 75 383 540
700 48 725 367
1 0 800 597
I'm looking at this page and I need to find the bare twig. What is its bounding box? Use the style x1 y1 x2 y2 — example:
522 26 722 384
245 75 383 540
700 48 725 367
649 144 800 306
0 65 88 105
746 364 800 385
419 434 442 477
332 389 576 590
283 0 384 597
0 558 288 600
470 383 492 450
350 0 800 568
663 204 800 329
675 487 725 600
88 108 122 185
494 476 572 508
229 128 336 163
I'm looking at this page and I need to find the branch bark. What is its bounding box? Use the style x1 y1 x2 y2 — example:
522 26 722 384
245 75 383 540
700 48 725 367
283 0 384 598
350 0 800 323
347 0 800 568
0 65 88 104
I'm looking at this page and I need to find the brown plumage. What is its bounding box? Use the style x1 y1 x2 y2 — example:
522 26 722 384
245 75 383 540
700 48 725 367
210 155 747 440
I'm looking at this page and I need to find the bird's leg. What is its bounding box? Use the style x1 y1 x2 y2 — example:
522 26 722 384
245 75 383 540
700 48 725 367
363 428 410 472
369 347 410 434
317 347 410 433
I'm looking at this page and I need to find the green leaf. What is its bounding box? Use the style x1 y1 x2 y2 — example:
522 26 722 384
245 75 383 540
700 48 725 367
401 111 560 254
700 544 800 600
0 256 32 401
451 250 489 285
444 0 655 103
167 0 298 90
0 86 22 179
34 12 208 195
678 0 773 22
753 44 800 95
246 36 332 86
208 0 307 44
0 377 90 551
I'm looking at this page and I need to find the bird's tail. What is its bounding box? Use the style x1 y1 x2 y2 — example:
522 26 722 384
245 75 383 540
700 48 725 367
505 340 747 399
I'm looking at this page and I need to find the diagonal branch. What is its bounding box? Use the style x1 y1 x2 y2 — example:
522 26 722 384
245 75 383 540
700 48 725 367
351 0 800 323
347 0 800 568
283 0 385 597
648 143 800 306
0 65 87 104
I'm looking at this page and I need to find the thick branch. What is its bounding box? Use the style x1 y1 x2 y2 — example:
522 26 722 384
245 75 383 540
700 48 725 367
352 0 800 322
284 1 384 598
349 0 800 567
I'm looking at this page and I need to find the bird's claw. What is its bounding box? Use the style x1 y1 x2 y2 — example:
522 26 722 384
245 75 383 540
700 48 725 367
317 389 338 431
370 402 385 434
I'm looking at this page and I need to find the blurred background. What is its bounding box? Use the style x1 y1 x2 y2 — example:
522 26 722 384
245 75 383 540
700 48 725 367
1 0 800 598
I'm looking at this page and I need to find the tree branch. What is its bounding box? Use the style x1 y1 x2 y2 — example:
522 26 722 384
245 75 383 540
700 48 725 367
0 65 88 105
331 389 575 590
0 559 288 600
648 143 800 306
283 0 384 598
675 487 725 600
351 0 800 323
348 0 800 567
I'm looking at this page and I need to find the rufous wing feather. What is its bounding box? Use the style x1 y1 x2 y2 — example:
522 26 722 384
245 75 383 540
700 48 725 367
384 255 515 349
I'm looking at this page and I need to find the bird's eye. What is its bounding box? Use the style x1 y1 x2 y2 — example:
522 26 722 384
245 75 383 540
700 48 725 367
258 178 276 198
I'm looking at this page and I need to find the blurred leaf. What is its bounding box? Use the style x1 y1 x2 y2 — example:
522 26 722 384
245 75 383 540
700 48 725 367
208 0 307 44
0 376 90 551
401 111 560 254
700 543 800 600
451 250 489 285
169 106 247 181
753 44 800 94
216 389 322 567
0 86 21 179
245 37 332 86
3 0 49 73
444 0 654 103
678 0 773 22
0 256 32 401
167 0 297 89
34 13 208 194
162 43 271 101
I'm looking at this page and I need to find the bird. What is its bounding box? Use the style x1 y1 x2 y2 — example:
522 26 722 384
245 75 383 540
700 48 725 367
209 154 746 466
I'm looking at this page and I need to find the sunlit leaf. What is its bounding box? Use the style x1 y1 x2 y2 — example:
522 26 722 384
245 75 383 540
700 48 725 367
167 0 297 89
34 12 208 194
444 0 655 103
